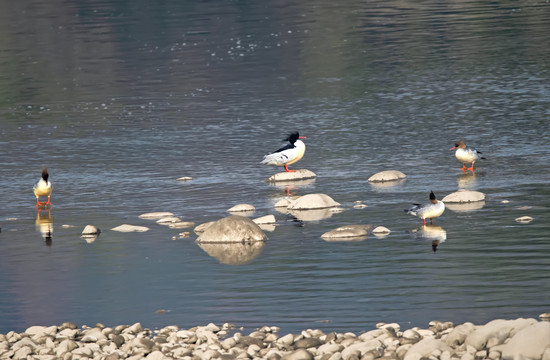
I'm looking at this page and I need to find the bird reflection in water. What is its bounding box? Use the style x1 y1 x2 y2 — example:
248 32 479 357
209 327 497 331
457 172 478 189
409 225 447 253
35 209 53 246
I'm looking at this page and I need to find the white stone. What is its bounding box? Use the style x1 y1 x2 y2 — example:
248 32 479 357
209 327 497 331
139 212 174 219
111 224 150 232
500 321 550 360
177 177 193 181
82 225 101 235
196 215 266 243
156 216 182 224
372 226 391 234
404 338 452 360
253 215 276 225
274 198 293 208
169 222 194 229
515 216 533 223
194 221 215 234
441 190 486 203
266 169 316 182
287 193 340 210
444 322 476 346
464 318 537 350
368 170 407 182
321 225 373 240
227 204 256 212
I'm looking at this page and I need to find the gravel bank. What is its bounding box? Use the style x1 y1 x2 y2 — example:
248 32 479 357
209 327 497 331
1 317 549 360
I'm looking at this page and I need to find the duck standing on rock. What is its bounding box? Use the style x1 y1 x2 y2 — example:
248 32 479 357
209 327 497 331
33 167 53 208
405 191 445 225
450 140 485 172
261 132 307 172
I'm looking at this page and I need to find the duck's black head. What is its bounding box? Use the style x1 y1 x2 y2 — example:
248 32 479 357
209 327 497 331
42 168 49 182
284 132 300 144
429 191 437 203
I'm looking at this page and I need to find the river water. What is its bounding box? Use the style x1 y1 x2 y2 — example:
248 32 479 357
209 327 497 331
1 0 549 335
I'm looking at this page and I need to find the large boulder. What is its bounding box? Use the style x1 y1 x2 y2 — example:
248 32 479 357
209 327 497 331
287 193 340 210
196 215 267 243
464 318 537 350
499 321 550 360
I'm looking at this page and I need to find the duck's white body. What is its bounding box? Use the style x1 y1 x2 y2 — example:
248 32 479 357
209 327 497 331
262 139 306 167
406 192 445 225
33 178 52 198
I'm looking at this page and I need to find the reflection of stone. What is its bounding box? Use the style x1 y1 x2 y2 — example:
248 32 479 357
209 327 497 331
321 224 373 241
288 208 334 221
445 201 486 212
266 169 316 182
196 215 266 243
35 210 53 242
268 178 316 193
197 242 265 265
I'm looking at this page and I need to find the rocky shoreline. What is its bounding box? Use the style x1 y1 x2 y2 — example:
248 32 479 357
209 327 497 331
1 316 550 360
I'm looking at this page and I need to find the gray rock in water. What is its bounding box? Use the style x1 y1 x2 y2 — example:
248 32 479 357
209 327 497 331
138 212 174 220
287 193 340 210
111 224 150 232
321 225 373 240
368 170 407 182
442 190 485 203
196 215 267 243
194 221 215 234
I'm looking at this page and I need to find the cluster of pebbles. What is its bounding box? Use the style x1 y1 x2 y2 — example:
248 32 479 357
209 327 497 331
2 316 549 360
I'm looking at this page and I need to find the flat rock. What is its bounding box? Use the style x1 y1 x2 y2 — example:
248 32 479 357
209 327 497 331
194 221 215 234
442 190 486 203
139 212 174 220
321 225 373 239
368 170 407 182
82 225 101 235
266 169 316 182
253 215 276 225
196 215 267 243
515 216 533 223
227 204 256 212
111 224 150 232
287 193 340 210
156 216 182 224
169 221 195 229
176 177 193 181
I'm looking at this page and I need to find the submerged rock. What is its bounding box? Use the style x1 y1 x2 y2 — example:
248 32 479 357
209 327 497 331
368 170 407 182
81 225 100 235
253 215 276 225
139 212 174 220
196 215 267 243
227 204 256 213
266 169 316 182
111 224 150 232
321 225 373 240
372 226 391 235
515 216 533 223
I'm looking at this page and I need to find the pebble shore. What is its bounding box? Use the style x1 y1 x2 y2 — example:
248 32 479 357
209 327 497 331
1 317 549 360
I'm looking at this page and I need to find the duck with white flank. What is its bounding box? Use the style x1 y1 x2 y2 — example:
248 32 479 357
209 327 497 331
405 191 445 225
261 132 307 172
33 168 53 208
450 140 485 172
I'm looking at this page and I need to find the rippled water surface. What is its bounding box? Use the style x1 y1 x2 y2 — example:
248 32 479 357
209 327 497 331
1 0 549 334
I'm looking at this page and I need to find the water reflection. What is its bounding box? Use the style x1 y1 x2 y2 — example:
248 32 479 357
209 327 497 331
369 179 406 192
457 173 477 189
35 210 53 246
196 242 265 265
409 225 447 252
268 178 316 196
445 201 486 212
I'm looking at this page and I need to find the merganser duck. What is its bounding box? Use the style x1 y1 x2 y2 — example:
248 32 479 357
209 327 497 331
450 140 485 172
33 168 52 208
405 191 445 225
261 132 307 172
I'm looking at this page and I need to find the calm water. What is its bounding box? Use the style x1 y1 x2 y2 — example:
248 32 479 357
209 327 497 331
1 0 549 335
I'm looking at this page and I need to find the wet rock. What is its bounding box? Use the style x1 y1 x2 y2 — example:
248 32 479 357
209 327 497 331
367 170 407 182
372 226 391 236
321 225 373 240
441 190 485 203
227 204 256 213
82 225 101 235
515 216 533 223
111 224 150 232
176 176 193 181
196 215 267 243
156 216 182 224
139 212 174 220
287 194 340 210
266 169 317 182
253 215 277 225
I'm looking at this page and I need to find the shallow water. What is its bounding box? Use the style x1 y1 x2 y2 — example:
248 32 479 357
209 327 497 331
1 0 549 334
